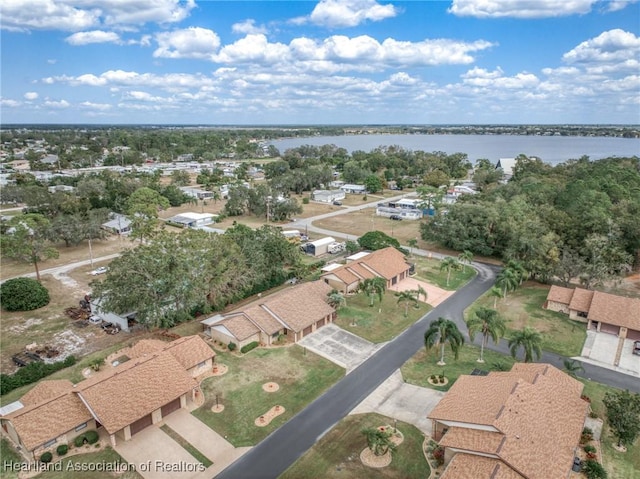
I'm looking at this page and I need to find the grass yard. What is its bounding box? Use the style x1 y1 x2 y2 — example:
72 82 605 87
334 290 430 343
193 345 344 447
1 438 22 479
30 447 142 479
280 413 430 479
401 345 516 392
466 281 587 357
411 256 477 290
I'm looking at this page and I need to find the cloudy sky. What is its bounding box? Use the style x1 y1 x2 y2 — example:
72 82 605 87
1 0 639 125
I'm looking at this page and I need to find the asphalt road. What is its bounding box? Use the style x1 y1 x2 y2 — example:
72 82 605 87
216 261 499 479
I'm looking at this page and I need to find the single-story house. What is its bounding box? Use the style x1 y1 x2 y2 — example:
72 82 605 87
321 247 411 294
376 206 423 220
200 280 335 347
166 212 217 228
101 214 132 235
495 157 516 179
0 336 214 459
311 189 346 203
90 297 136 332
340 184 367 194
178 186 214 200
40 154 59 166
48 185 75 194
545 286 640 340
428 363 588 479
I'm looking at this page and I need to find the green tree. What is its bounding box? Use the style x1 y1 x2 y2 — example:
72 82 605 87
496 267 519 298
326 291 346 310
0 277 50 311
361 277 386 308
345 240 360 255
361 427 397 457
396 290 418 317
488 286 504 309
364 175 383 194
424 317 464 365
458 250 473 272
170 170 191 186
1 214 59 281
439 257 460 287
466 307 506 363
413 285 427 303
603 390 640 448
126 187 170 242
358 230 401 251
563 359 585 379
407 238 418 257
508 327 542 363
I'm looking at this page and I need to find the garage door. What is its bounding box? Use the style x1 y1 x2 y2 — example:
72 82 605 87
303 325 313 337
627 329 640 341
161 398 181 418
600 323 620 335
315 318 325 329
130 414 153 436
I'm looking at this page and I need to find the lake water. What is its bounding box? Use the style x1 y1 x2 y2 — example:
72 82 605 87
270 134 640 165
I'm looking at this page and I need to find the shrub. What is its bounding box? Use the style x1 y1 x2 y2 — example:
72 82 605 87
0 355 76 396
40 451 53 463
302 197 310 204
0 277 50 311
431 446 445 466
240 341 259 354
227 342 237 351
56 444 68 456
583 459 607 479
581 427 594 444
430 375 436 381
85 430 99 444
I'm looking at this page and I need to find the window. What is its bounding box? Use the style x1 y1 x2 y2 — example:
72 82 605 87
75 423 87 432
578 311 588 318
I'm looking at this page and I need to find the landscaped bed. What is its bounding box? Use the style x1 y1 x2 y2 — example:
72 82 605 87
334 290 429 343
30 447 141 479
467 281 587 357
279 413 430 479
193 345 344 447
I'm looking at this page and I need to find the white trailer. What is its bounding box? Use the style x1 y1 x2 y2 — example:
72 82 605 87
305 237 336 256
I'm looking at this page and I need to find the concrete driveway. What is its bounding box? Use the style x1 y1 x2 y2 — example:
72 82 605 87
115 410 251 479
578 331 640 377
350 369 444 435
298 323 386 372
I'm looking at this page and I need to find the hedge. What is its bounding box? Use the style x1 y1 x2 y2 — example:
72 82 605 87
73 430 99 447
0 277 50 311
0 355 76 396
56 444 68 456
240 341 259 354
40 452 53 463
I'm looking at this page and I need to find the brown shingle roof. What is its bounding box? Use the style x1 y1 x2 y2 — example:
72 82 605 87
441 454 524 479
588 291 640 331
546 285 573 305
430 364 588 479
7 392 93 451
569 288 594 312
439 427 505 455
216 314 261 341
77 352 197 434
126 339 167 359
160 335 215 370
19 380 74 407
321 247 409 285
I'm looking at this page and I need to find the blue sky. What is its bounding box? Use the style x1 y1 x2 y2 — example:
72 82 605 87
1 0 639 125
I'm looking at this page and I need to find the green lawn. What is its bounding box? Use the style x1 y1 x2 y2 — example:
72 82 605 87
411 256 477 290
401 344 516 391
280 413 430 479
335 290 430 343
31 447 142 479
193 345 344 447
466 282 587 357
1 438 22 479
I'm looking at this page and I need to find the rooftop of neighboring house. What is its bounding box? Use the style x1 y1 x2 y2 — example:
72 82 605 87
321 246 410 285
429 363 588 479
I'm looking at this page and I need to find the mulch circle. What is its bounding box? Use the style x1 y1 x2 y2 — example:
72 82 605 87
378 425 404 445
262 382 280 392
212 363 228 376
427 377 448 386
211 404 225 413
254 405 286 427
360 448 392 468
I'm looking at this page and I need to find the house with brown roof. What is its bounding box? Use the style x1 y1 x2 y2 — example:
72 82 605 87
544 286 640 340
320 247 411 294
0 336 214 460
428 363 589 479
200 280 336 347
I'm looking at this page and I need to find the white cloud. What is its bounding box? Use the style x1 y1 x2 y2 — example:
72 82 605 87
213 34 289 64
448 0 595 18
1 98 21 107
0 0 195 32
46 70 217 91
66 30 121 45
461 67 540 88
80 101 112 110
299 0 398 28
43 99 70 109
563 29 640 63
154 27 221 60
47 59 57 64
24 92 39 100
605 0 639 12
232 19 267 35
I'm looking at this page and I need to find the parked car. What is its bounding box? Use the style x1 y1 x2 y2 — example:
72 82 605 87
390 215 403 221
332 200 343 206
633 341 640 356
91 266 108 276
89 315 102 324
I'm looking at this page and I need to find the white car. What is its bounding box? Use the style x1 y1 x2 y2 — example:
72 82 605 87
90 266 108 276
89 316 102 324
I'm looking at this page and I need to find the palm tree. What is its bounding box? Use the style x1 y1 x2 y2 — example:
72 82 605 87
424 317 465 365
563 359 585 379
327 291 346 310
458 250 473 273
362 427 397 457
508 327 543 363
396 290 418 317
466 307 506 363
496 268 519 298
408 238 418 257
414 285 428 303
361 277 386 308
505 260 528 285
439 257 460 287
488 286 504 309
